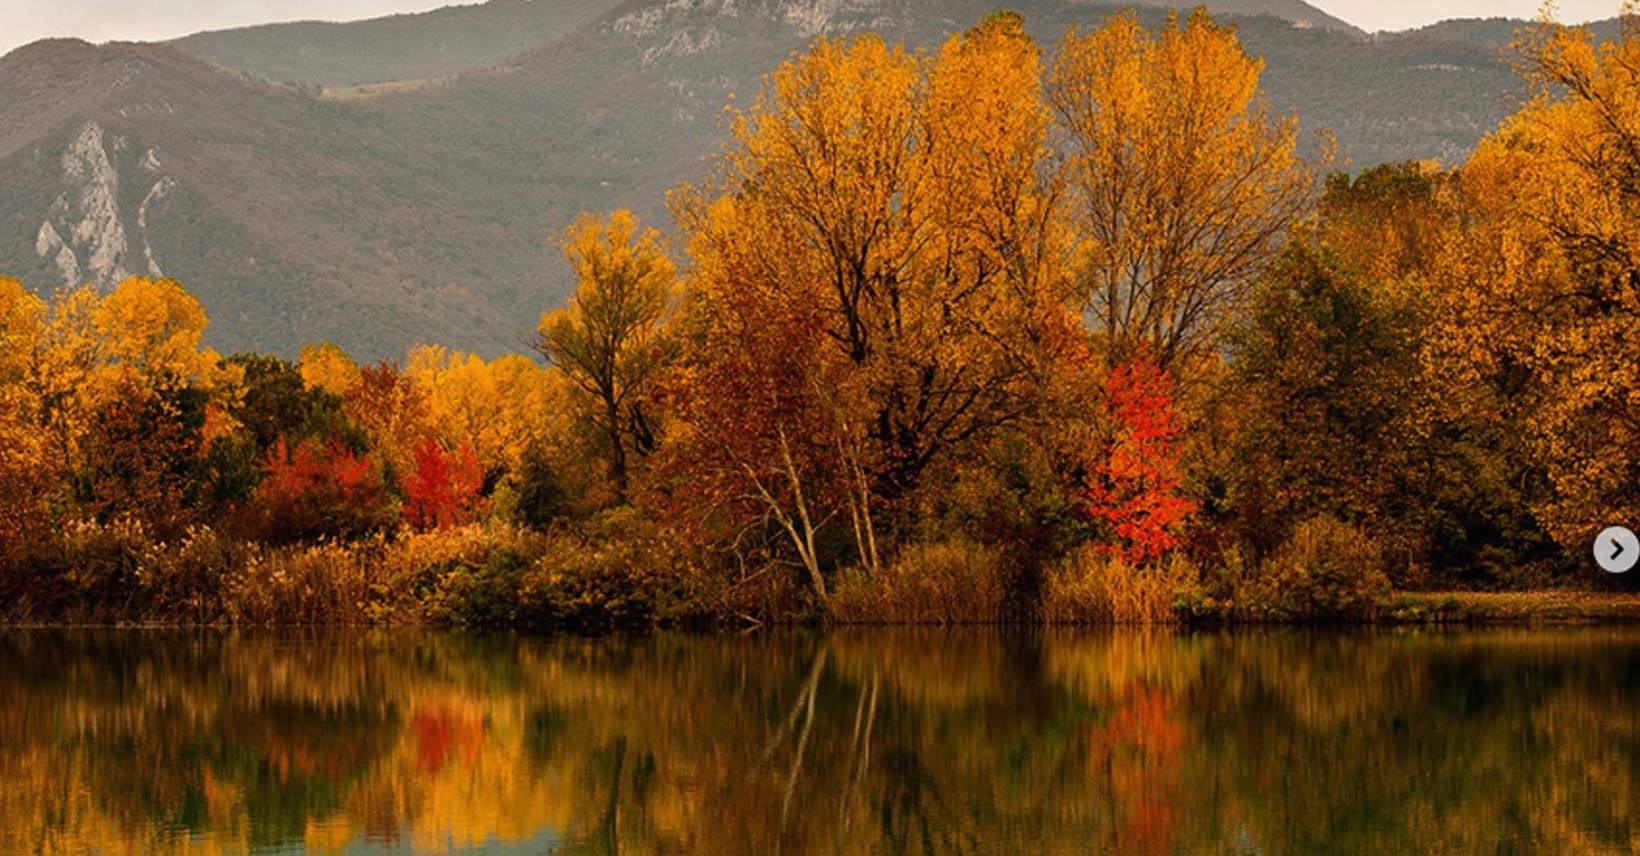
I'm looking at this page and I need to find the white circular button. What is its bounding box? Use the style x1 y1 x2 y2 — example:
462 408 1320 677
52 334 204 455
1595 526 1639 574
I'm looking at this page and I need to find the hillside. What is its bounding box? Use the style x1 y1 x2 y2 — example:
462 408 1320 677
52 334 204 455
0 0 1566 358
0 39 538 357
171 0 625 87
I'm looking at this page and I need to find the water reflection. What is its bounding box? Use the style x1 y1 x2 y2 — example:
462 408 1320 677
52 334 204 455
0 628 1637 855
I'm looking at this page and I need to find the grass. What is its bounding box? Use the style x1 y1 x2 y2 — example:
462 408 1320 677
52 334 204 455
829 541 1006 625
321 79 447 101
1040 550 1193 626
1384 591 1640 625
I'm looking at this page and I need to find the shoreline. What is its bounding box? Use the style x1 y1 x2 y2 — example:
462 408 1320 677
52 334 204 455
5 590 1639 630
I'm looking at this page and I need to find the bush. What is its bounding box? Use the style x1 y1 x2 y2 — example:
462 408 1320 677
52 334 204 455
829 541 1006 624
219 538 384 625
1245 515 1390 620
516 507 708 630
0 517 155 622
139 526 248 623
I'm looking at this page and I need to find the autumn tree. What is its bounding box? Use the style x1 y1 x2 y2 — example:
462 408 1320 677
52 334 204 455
1049 9 1318 367
343 360 434 485
1433 12 1640 549
256 436 394 543
406 345 557 480
681 14 1066 497
1085 350 1195 564
227 354 356 453
664 259 844 597
666 15 1081 599
538 210 674 503
91 277 219 390
1223 245 1426 561
403 438 487 530
0 278 49 556
299 341 362 399
26 278 229 529
74 377 209 533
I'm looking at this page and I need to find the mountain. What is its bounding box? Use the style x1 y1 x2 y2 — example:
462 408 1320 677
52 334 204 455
171 0 627 88
0 38 543 358
1393 16 1622 47
0 1 1568 359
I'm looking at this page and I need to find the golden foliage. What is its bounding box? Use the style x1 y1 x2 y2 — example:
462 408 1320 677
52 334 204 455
1050 9 1319 365
1434 15 1640 546
538 209 675 500
676 16 1070 516
298 341 361 397
0 278 49 551
92 277 219 388
407 345 559 477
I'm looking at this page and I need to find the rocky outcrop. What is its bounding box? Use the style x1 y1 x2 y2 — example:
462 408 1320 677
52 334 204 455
35 121 173 290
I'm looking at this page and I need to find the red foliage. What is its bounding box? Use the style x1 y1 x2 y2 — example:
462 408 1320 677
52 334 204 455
1085 687 1187 856
403 438 487 530
655 265 846 544
409 705 485 775
1086 351 1196 564
77 380 205 535
257 436 393 542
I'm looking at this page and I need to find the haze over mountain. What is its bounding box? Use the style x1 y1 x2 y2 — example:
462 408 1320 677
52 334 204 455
0 0 1566 358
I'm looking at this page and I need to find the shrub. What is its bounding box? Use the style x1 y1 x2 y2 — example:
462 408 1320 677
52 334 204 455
0 517 155 622
516 507 709 630
391 522 550 626
219 539 384 625
1246 515 1390 620
139 525 247 623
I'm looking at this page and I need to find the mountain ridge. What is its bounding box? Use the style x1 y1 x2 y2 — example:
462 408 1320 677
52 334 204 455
0 0 1580 359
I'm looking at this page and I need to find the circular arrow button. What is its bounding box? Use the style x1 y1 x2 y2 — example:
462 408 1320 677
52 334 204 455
1595 526 1639 574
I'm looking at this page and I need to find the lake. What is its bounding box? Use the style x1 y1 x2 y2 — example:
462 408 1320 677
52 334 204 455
1 627 1636 855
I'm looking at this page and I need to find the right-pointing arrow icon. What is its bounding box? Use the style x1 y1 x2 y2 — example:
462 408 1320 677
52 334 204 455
1596 526 1639 574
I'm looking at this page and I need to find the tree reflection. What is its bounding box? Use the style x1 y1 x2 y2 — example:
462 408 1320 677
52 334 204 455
0 628 1636 855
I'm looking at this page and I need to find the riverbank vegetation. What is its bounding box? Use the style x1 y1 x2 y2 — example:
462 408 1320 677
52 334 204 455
2 10 1637 627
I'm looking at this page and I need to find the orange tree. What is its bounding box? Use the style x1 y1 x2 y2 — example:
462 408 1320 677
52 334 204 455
1432 14 1640 552
665 13 1077 600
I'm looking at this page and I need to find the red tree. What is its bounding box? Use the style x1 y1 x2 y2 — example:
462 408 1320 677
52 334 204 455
403 438 487 530
1086 352 1196 564
257 436 393 542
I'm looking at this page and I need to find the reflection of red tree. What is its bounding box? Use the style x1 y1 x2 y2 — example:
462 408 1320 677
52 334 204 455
1086 687 1187 856
410 706 486 775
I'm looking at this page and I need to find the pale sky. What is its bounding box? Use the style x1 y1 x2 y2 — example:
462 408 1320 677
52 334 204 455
0 0 1630 58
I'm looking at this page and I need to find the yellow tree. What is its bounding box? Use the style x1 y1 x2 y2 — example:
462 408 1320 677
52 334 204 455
34 284 106 479
24 278 225 527
299 341 362 398
1049 9 1318 367
0 277 49 553
407 345 557 478
670 14 1074 593
1434 11 1640 547
537 209 675 503
92 277 219 389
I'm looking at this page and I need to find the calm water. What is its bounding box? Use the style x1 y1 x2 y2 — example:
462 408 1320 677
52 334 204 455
1 628 1637 855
